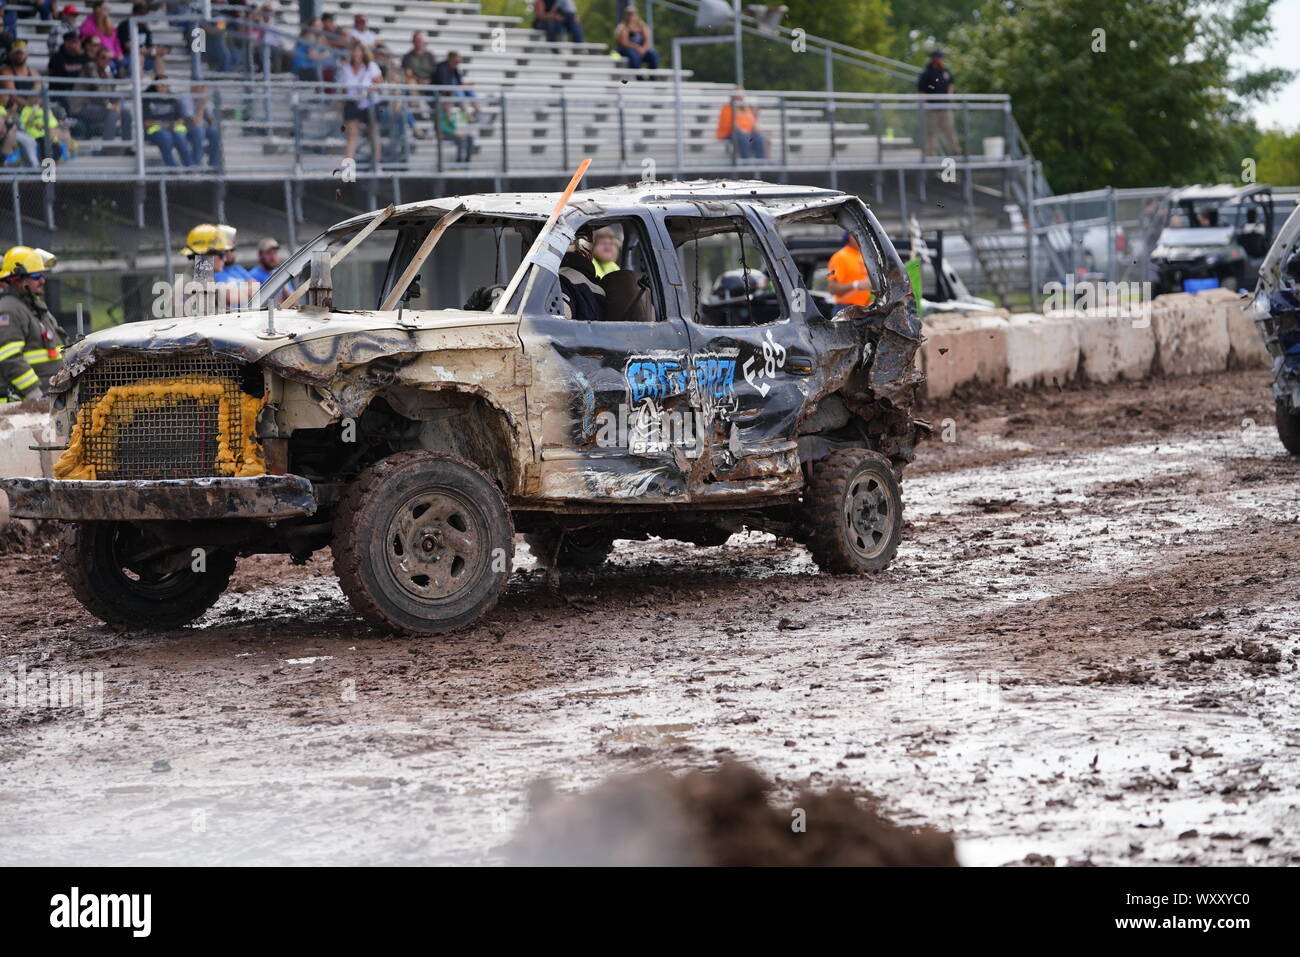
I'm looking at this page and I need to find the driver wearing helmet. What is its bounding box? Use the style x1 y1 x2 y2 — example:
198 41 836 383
559 224 607 322
0 245 66 402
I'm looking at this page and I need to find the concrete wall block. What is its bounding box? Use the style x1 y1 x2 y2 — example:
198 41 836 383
1004 313 1080 388
919 315 1009 398
1149 292 1231 376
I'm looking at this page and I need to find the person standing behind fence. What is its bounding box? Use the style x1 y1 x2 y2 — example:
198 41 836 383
339 40 382 167
613 4 658 73
716 87 767 160
916 48 959 157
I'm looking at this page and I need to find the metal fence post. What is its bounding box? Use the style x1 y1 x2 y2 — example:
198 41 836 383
10 179 21 245
499 91 509 176
213 86 226 174
130 19 146 178
1107 185 1117 282
560 92 570 172
291 90 302 176
616 89 626 171
282 178 297 250
38 78 52 164
1026 161 1038 309
159 178 173 296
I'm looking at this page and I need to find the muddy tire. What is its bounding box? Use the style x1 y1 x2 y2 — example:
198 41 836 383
61 522 235 628
802 449 903 574
525 527 616 569
1276 400 1300 455
332 450 513 635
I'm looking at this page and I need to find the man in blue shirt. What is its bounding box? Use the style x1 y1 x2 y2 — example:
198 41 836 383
248 237 282 283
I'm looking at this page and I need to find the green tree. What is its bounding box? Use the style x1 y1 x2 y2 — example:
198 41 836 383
948 0 1291 192
1258 128 1300 186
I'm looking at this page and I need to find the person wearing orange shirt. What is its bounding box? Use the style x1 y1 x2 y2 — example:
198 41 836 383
716 87 767 160
826 232 873 312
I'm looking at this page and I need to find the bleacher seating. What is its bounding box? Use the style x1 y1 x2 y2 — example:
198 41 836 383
3 0 934 177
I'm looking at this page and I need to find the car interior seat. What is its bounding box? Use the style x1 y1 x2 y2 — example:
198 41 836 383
599 270 658 322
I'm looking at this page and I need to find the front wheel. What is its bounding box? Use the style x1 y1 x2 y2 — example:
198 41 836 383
61 522 236 628
802 449 904 573
1276 400 1300 455
332 451 514 635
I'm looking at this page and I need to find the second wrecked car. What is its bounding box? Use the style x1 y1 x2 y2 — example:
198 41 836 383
2 178 927 635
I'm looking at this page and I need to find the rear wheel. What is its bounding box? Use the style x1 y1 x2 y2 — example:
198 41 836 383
1276 400 1300 455
61 522 235 628
525 526 616 569
332 451 514 635
802 449 904 573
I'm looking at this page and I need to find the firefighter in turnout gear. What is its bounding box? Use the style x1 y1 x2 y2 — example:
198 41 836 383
0 245 67 403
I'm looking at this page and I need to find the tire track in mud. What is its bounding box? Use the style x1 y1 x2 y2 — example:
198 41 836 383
0 381 1297 865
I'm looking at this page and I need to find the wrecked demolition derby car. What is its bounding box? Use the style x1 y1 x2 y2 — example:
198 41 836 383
1 180 926 635
1253 204 1300 454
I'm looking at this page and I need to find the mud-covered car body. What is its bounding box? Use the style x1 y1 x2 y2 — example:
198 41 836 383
1252 204 1300 453
1 179 926 632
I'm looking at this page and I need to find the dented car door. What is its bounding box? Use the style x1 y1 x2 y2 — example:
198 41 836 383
516 215 696 504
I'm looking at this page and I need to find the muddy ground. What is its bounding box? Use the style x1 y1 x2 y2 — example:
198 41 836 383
0 369 1297 866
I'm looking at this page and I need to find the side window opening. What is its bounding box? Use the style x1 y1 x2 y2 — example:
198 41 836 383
666 216 785 327
777 203 885 319
544 215 666 322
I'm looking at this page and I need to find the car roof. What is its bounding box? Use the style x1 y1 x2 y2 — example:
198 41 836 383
1171 184 1270 203
333 180 848 230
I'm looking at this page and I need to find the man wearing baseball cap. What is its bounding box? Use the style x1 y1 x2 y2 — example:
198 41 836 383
249 237 283 284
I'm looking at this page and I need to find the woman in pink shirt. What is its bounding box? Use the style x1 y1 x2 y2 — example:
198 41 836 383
79 1 125 64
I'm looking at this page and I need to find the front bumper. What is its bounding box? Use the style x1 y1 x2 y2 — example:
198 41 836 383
0 475 317 522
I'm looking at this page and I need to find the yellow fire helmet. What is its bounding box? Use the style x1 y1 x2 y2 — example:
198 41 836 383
180 223 230 256
0 245 52 280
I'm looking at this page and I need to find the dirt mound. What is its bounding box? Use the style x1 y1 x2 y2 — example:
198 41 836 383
506 761 959 866
0 518 59 556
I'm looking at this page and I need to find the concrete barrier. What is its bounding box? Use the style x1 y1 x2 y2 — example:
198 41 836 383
1149 292 1231 376
1004 313 1080 388
1072 311 1157 384
919 314 1009 398
0 411 56 530
1191 287 1272 369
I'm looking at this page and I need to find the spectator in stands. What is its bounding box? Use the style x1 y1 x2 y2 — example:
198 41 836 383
715 87 767 160
86 43 127 138
374 43 414 148
51 31 118 140
347 13 376 49
1 103 39 166
48 30 89 108
613 4 658 72
117 1 162 73
79 1 124 70
0 42 41 113
433 50 483 122
826 231 873 313
402 31 435 86
178 82 219 166
293 19 334 82
439 100 474 163
916 48 958 156
203 4 241 73
339 40 382 166
47 5 81 57
142 78 194 166
534 0 584 44
249 3 290 73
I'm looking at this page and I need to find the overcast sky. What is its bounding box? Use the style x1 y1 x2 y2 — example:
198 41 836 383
1251 0 1300 130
